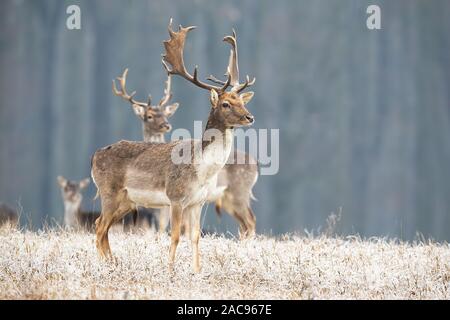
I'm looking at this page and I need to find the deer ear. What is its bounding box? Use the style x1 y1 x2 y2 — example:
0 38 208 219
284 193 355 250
210 89 219 107
164 103 179 118
57 176 67 188
132 104 146 118
240 91 254 104
79 178 90 190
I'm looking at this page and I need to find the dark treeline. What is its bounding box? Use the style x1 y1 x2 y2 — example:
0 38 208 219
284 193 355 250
1 0 450 240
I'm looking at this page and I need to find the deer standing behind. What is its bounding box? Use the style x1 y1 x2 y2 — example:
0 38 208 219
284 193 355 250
112 69 179 233
57 176 100 230
91 20 255 272
0 202 18 228
113 54 258 238
205 29 258 238
57 176 142 231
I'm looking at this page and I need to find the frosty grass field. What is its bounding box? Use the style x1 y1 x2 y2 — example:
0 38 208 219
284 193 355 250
1 225 449 299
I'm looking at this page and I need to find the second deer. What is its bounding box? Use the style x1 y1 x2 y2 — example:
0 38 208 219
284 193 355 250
112 69 178 233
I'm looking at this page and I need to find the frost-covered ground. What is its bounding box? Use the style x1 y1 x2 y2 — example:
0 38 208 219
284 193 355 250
1 226 449 299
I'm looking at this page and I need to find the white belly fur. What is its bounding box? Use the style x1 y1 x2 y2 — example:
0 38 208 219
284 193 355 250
126 188 170 208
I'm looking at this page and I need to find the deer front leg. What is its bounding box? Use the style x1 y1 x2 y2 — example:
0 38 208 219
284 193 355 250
182 211 191 238
169 203 182 271
187 204 202 273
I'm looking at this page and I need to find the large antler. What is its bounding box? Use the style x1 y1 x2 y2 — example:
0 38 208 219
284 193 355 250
162 18 231 93
207 29 255 93
112 68 151 108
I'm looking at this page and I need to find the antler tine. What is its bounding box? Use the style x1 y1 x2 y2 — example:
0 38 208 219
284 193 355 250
206 74 227 86
112 68 149 107
162 18 231 93
158 73 173 107
223 29 256 93
205 29 255 93
147 95 152 107
223 29 239 88
221 70 232 91
235 75 256 93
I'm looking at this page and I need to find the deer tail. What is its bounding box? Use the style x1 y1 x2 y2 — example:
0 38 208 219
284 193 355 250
90 168 99 200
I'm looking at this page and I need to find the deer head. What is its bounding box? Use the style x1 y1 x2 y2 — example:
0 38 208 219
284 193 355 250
162 19 255 129
113 69 179 136
57 176 90 205
57 176 91 227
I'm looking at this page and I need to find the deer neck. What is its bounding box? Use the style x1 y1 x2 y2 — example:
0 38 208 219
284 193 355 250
201 111 234 168
142 123 166 143
63 197 81 227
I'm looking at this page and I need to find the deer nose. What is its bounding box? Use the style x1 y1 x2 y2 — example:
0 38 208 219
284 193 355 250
245 115 254 123
161 123 172 131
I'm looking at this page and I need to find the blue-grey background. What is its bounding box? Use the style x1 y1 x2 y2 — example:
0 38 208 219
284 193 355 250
1 0 450 241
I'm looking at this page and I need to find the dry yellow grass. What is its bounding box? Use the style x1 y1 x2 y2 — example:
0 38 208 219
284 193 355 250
1 226 449 299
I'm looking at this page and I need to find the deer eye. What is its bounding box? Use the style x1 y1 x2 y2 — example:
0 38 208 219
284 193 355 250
147 115 153 120
222 101 230 108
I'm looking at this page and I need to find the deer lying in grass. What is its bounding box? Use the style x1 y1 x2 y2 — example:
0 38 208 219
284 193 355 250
0 202 18 228
112 70 179 233
112 37 258 238
91 19 255 272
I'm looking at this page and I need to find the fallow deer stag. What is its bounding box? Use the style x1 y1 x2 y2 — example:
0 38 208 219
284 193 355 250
113 69 179 143
91 19 255 272
114 67 258 238
204 30 258 238
113 70 179 231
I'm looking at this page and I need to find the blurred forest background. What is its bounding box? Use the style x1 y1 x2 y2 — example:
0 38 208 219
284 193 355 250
1 0 450 241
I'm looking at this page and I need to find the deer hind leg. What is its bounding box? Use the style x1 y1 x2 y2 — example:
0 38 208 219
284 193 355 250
95 195 116 258
168 203 182 271
220 194 248 239
244 206 256 238
95 212 114 259
227 200 254 239
95 190 134 259
233 211 249 239
222 189 256 239
235 207 257 239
